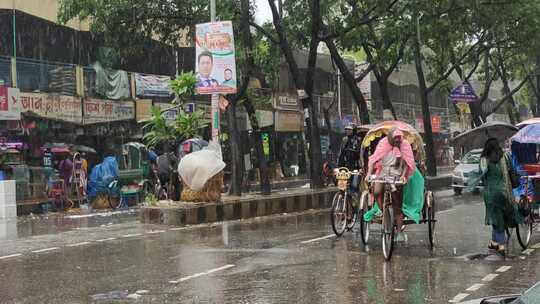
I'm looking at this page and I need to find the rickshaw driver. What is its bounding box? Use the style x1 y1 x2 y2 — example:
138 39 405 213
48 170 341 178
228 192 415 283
338 123 362 191
364 127 416 241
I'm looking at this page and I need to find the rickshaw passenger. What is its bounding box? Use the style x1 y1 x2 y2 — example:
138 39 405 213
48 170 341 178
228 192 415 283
364 128 416 241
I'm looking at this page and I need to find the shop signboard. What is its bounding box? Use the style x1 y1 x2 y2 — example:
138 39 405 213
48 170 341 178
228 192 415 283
157 103 178 124
195 21 237 94
256 110 274 128
0 86 21 120
261 132 270 157
416 115 441 133
134 73 171 97
20 92 82 124
274 94 301 112
136 99 153 122
83 98 135 125
275 111 302 132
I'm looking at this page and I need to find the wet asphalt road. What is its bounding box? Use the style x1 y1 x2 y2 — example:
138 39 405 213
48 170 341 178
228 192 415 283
0 191 539 304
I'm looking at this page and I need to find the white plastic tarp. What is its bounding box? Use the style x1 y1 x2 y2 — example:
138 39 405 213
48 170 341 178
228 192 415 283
178 141 225 191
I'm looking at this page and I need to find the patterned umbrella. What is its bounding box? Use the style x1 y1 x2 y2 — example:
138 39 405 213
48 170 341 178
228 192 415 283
361 120 424 156
516 118 540 129
512 123 540 144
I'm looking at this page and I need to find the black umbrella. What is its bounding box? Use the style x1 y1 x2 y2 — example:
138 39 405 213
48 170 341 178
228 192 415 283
451 121 517 151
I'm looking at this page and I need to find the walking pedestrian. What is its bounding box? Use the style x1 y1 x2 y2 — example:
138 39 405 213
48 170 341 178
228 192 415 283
470 138 519 257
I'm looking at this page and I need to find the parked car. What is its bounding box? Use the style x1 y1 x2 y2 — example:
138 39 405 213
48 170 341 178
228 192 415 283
452 149 482 195
461 281 539 303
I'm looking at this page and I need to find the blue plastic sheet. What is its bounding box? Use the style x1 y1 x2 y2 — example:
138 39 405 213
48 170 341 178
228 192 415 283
87 157 119 199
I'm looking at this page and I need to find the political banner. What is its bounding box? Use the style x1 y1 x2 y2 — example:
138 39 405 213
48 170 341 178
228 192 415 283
195 21 237 95
134 73 172 97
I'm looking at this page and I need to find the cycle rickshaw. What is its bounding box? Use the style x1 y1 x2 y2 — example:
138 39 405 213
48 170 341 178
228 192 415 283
507 122 540 249
330 125 373 237
358 121 436 261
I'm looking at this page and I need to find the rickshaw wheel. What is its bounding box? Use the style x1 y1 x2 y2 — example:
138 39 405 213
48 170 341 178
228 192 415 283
516 197 533 250
381 191 395 261
359 191 370 245
426 191 436 250
381 204 395 261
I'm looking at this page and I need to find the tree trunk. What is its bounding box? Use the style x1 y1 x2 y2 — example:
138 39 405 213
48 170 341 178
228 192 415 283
536 55 540 116
237 0 270 195
378 77 397 119
226 102 242 196
243 98 271 194
324 39 370 124
304 0 323 189
412 7 437 177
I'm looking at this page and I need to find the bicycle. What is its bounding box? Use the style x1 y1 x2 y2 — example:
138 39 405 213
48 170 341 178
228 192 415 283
330 167 361 237
362 175 436 261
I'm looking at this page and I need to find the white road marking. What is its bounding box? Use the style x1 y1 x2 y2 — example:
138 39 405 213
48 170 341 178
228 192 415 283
300 234 336 244
531 242 540 249
147 230 166 234
481 273 499 282
466 284 484 292
169 227 184 231
437 209 457 215
66 242 91 247
449 293 469 303
169 264 235 284
32 247 59 254
522 248 535 255
496 266 512 273
0 253 22 260
122 233 142 238
95 238 117 242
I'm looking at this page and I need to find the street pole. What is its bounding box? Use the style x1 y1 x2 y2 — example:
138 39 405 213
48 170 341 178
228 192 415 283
337 68 342 119
210 0 219 142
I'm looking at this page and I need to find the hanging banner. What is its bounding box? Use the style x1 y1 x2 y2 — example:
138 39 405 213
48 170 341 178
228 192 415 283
20 92 82 124
83 98 135 125
0 87 21 120
134 73 172 97
195 21 237 95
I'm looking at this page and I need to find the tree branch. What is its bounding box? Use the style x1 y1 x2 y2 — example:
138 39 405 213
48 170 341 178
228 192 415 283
485 76 530 116
427 39 487 93
383 35 409 78
355 63 375 82
320 0 399 40
249 21 278 45
464 55 483 81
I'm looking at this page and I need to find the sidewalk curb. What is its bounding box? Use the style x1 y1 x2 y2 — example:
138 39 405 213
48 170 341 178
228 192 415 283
140 188 336 226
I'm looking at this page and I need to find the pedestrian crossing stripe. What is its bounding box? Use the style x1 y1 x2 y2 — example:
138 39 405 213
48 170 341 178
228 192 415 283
531 243 540 249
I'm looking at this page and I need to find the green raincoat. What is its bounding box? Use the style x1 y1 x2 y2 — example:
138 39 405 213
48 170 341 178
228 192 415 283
402 168 424 224
468 155 521 230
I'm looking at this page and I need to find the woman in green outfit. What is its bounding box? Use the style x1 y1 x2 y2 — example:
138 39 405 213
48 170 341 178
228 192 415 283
476 138 518 256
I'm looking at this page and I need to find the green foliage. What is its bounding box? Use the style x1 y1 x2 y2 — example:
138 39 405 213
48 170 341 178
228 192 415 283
143 71 207 148
170 72 197 103
144 192 158 206
143 106 176 148
175 109 207 139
